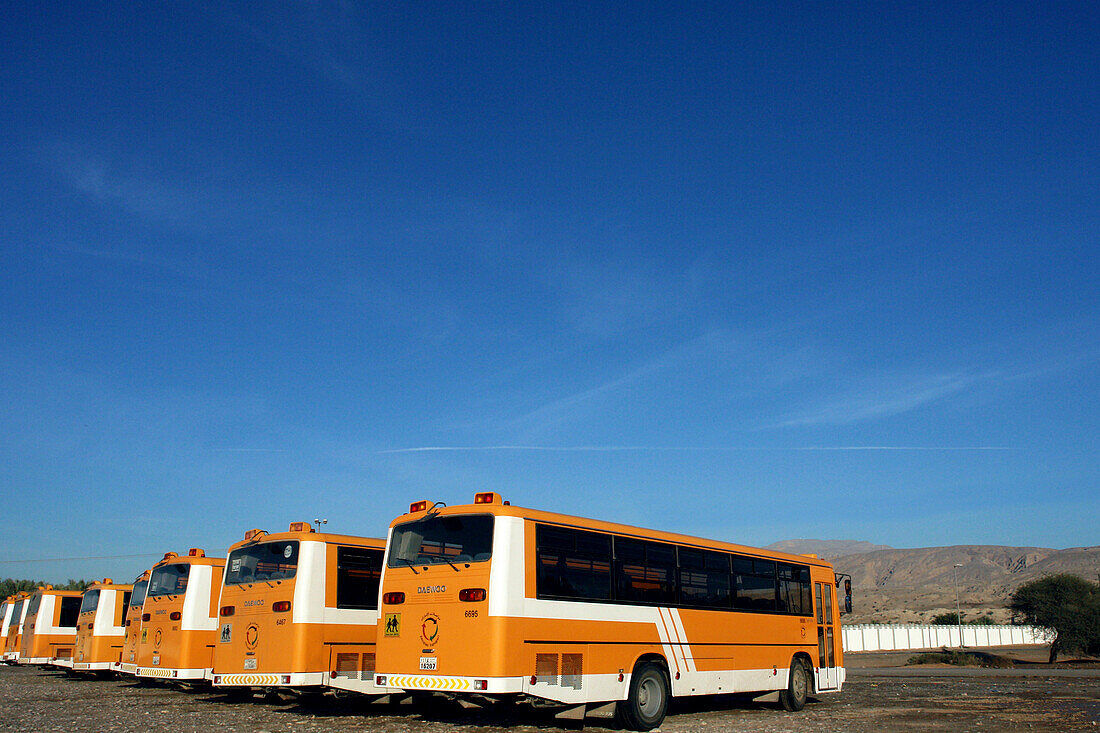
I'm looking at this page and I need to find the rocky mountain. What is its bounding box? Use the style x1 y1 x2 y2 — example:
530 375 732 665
772 541 1100 624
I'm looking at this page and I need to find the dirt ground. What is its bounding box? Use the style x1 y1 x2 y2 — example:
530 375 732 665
1 652 1098 732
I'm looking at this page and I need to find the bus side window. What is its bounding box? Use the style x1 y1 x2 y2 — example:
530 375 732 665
336 546 384 610
536 525 612 601
59 597 81 628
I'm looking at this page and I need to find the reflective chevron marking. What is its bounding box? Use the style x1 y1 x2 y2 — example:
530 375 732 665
137 668 174 678
220 674 280 686
386 675 473 691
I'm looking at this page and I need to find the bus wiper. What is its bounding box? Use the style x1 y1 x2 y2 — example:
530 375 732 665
394 557 419 575
438 556 461 572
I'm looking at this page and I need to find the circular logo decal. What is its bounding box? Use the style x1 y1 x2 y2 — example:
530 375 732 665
245 624 259 650
420 613 440 647
153 628 163 649
283 545 293 559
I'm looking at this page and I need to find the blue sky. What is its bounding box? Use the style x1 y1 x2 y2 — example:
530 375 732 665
1 3 1097 583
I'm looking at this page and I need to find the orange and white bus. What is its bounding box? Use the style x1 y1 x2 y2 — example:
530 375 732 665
135 549 225 682
72 578 134 672
114 570 151 675
374 494 844 730
19 586 82 666
1 594 27 663
212 523 389 695
1 597 14 658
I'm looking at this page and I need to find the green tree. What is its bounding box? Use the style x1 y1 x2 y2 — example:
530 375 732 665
1010 574 1100 663
931 612 963 625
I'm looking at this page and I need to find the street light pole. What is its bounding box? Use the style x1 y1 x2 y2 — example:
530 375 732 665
953 563 964 648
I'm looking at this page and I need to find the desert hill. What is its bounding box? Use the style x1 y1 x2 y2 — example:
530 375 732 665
770 540 1100 624
764 539 892 559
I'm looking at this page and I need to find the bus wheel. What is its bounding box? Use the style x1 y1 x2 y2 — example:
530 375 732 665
779 658 809 712
618 662 669 731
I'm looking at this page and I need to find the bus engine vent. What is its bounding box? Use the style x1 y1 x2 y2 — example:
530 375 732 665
56 647 73 659
361 652 376 675
335 653 360 679
535 653 558 685
561 653 583 689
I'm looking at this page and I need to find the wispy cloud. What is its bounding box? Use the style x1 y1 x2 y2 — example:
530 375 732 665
378 444 1012 454
774 372 986 427
47 144 218 225
502 334 716 433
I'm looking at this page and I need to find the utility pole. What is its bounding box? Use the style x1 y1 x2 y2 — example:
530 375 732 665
953 563 964 648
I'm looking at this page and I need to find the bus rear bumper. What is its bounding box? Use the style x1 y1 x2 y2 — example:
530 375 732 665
136 666 209 681
19 657 54 665
114 662 138 675
72 661 114 671
213 671 326 688
376 673 525 695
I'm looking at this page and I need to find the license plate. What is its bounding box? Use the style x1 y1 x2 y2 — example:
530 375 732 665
419 657 437 671
244 658 257 670
152 655 160 665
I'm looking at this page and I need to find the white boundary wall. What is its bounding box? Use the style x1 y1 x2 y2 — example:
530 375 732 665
842 624 1053 652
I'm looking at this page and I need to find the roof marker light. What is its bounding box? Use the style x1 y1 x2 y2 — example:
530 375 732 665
474 492 502 505
288 521 315 533
409 500 433 513
188 548 205 557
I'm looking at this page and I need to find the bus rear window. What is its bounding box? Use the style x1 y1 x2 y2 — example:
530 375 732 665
148 564 191 597
129 580 149 609
225 541 299 586
25 594 42 620
8 601 23 628
79 589 100 615
388 515 494 567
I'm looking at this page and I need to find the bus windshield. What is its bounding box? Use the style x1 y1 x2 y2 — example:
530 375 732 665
79 589 100 614
224 541 299 586
129 580 149 609
148 564 191 598
388 514 494 567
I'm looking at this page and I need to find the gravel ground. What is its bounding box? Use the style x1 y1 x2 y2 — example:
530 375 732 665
1 662 1098 732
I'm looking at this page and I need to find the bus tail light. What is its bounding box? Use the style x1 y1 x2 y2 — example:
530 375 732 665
474 679 487 691
281 675 291 684
125 620 131 627
170 612 182 621
288 521 315 533
188 548 205 557
142 613 150 622
383 592 405 605
459 588 486 602
220 606 235 617
272 601 291 613
474 492 502 505
375 674 386 686
408 500 433 513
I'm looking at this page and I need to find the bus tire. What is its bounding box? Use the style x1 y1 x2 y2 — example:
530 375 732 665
779 658 809 712
617 662 669 731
